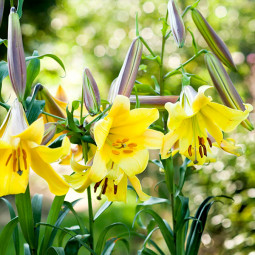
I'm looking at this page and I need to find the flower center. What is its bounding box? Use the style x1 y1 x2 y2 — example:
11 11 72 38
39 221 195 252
5 147 28 176
111 138 137 156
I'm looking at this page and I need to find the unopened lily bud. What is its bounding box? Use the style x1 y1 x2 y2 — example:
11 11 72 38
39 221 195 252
115 37 143 98
130 95 178 109
168 0 185 48
83 68 101 116
0 0 4 27
205 52 253 131
7 7 26 101
41 123 57 145
192 8 236 72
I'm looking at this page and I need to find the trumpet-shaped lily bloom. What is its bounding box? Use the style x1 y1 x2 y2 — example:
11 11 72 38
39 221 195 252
65 95 163 202
161 85 253 165
0 100 70 196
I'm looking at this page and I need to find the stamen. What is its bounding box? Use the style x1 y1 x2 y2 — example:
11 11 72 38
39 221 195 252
114 184 118 195
202 145 207 156
123 149 133 154
200 137 205 145
122 138 129 143
111 162 114 169
116 139 122 143
128 143 137 148
94 180 102 193
97 195 102 200
22 150 27 170
188 145 192 157
207 137 212 147
199 146 203 158
17 148 21 157
13 151 17 172
112 143 119 147
112 150 120 155
102 178 108 195
6 154 12 166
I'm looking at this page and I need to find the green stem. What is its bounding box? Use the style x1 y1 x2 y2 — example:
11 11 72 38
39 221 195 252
10 0 14 7
163 49 207 80
0 102 10 111
170 194 176 255
138 36 156 57
81 141 94 253
80 86 84 125
41 111 66 121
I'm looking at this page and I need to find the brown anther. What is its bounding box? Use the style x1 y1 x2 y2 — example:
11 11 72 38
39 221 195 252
123 149 133 154
22 149 27 159
202 145 207 156
199 145 203 158
6 154 12 166
112 150 120 155
128 143 137 148
188 145 192 157
116 139 122 143
94 180 102 193
114 184 118 195
198 136 202 145
122 138 129 143
13 151 17 172
102 178 108 194
112 143 119 147
111 162 114 169
207 137 212 148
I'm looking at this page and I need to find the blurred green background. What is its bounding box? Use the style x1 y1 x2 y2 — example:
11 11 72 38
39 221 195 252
0 0 255 254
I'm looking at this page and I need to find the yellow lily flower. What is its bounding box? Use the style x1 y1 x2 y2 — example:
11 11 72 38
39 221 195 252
161 85 253 165
65 95 163 202
0 100 70 196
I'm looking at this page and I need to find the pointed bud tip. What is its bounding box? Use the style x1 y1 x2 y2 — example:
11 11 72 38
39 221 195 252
10 7 17 13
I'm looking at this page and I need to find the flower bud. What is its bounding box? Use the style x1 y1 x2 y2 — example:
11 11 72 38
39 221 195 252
115 37 143 98
168 0 185 48
7 7 26 101
130 95 178 109
41 123 57 145
0 0 4 27
205 52 253 131
83 67 101 116
192 8 236 72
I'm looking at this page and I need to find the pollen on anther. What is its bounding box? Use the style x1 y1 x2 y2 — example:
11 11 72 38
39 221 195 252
114 184 118 195
188 145 192 157
128 143 137 148
207 137 212 148
202 145 207 156
199 146 203 158
6 154 12 166
123 149 133 154
112 150 120 155
122 138 129 143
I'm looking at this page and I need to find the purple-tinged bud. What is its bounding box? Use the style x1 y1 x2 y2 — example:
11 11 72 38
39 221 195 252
168 0 185 48
130 95 178 109
0 0 4 27
83 67 101 116
115 37 143 98
192 8 236 72
41 123 57 145
7 7 26 101
205 52 253 131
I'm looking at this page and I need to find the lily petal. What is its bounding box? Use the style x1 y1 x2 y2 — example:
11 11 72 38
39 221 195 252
161 131 179 159
94 118 112 149
139 129 164 149
64 171 91 193
129 176 150 201
105 175 127 202
108 95 130 119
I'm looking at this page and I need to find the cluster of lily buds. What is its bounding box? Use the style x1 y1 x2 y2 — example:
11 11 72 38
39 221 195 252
0 0 4 26
191 8 236 72
7 7 27 101
83 67 101 116
108 37 143 103
205 52 254 131
168 0 185 48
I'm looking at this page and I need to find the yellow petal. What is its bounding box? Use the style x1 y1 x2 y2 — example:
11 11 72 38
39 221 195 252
89 149 109 182
178 118 193 154
94 118 112 149
110 108 159 137
105 175 127 202
16 117 44 144
118 149 149 176
108 95 130 119
202 102 253 132
55 85 68 102
64 171 91 193
71 156 90 172
220 139 243 156
129 176 150 201
30 150 69 195
192 85 212 114
32 136 71 163
161 131 179 159
138 129 164 149
0 149 29 196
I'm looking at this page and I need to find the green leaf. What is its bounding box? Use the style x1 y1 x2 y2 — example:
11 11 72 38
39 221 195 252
24 244 31 255
64 235 90 255
25 54 66 74
161 156 175 195
138 247 158 255
47 247 65 255
31 194 43 250
102 237 129 255
17 0 24 18
0 39 8 47
134 85 140 108
187 28 198 54
25 98 45 125
48 134 66 148
39 195 65 255
25 50 40 99
15 186 36 249
0 198 20 255
0 61 9 101
132 83 157 95
95 223 129 255
0 217 19 255
133 209 175 253
66 104 83 133
94 201 113 221
182 71 191 87
176 158 190 196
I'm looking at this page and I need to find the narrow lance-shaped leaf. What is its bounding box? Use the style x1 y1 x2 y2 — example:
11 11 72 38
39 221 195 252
205 52 254 131
168 0 186 48
7 7 26 101
0 0 4 27
108 37 143 103
83 67 101 116
191 8 236 71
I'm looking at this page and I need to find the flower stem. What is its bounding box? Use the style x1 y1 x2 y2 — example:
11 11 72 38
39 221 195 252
138 36 156 57
41 111 66 121
81 141 94 253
